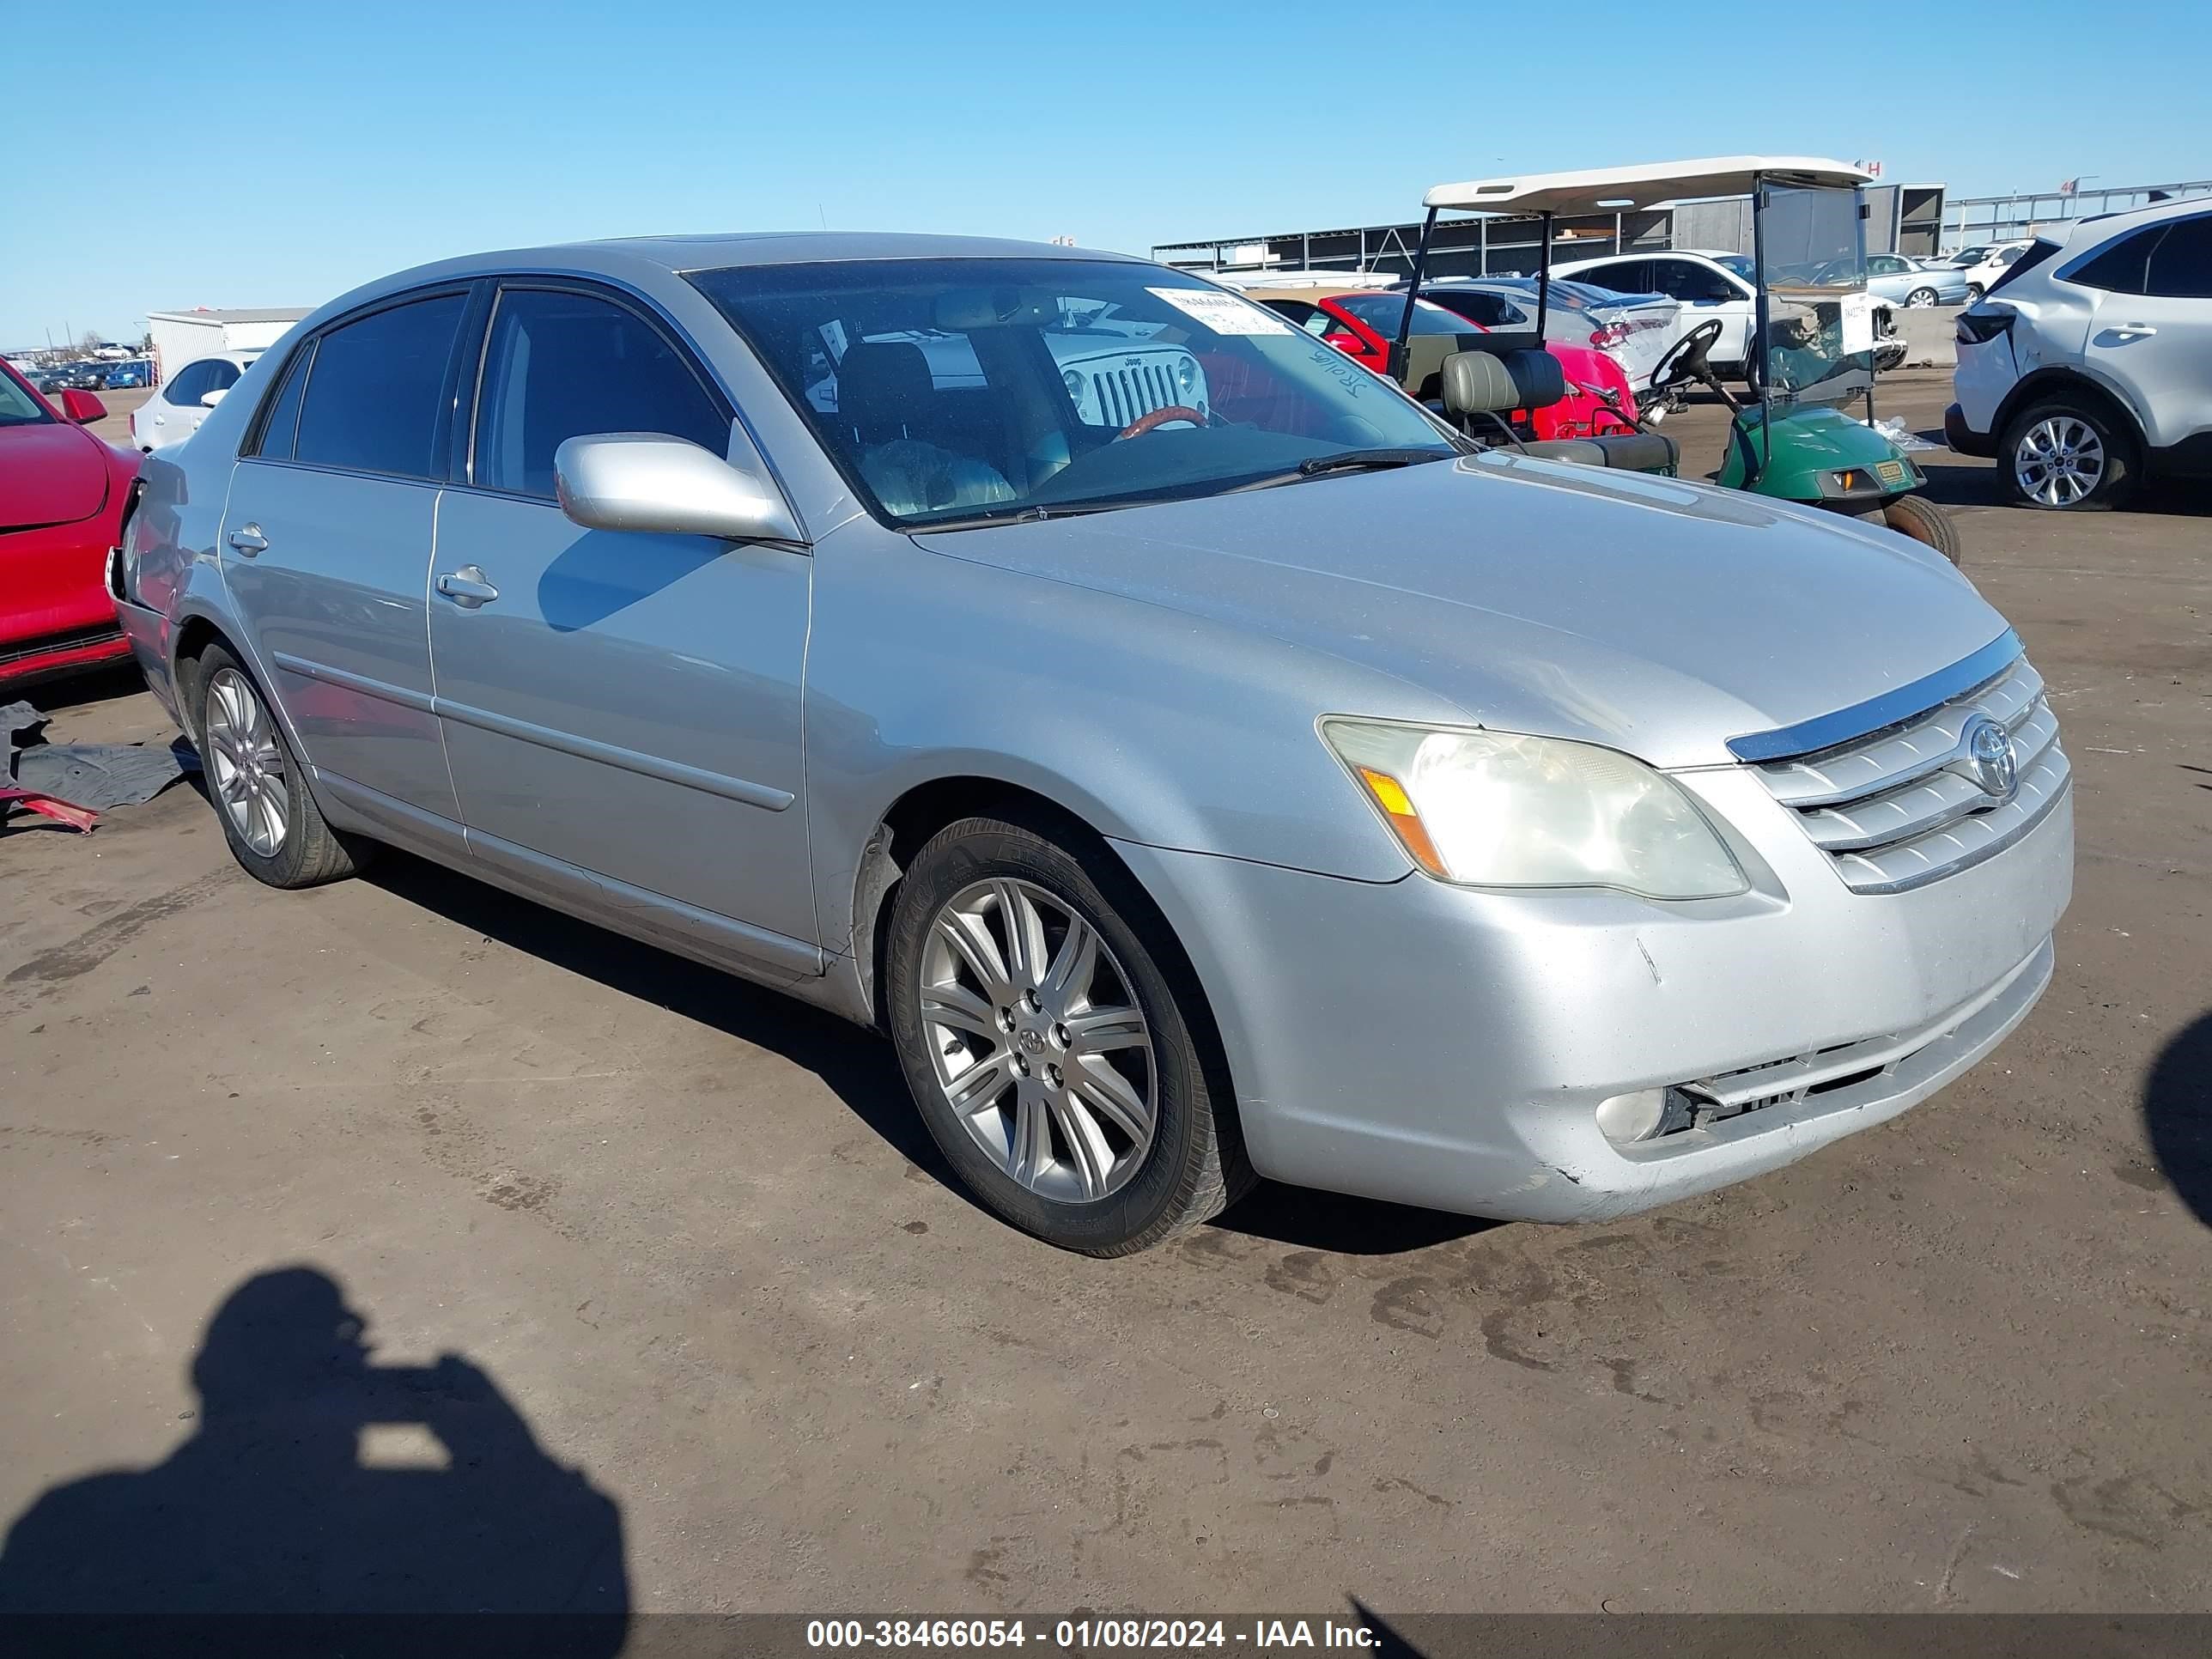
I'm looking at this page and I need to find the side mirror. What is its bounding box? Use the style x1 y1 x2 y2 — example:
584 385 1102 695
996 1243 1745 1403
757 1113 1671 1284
554 433 803 544
59 388 106 424
199 387 228 408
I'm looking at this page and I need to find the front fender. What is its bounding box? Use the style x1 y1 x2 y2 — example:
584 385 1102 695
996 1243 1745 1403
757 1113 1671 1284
799 520 1446 958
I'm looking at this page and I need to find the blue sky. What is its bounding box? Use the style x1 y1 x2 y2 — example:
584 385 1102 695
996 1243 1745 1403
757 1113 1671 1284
4 0 2207 347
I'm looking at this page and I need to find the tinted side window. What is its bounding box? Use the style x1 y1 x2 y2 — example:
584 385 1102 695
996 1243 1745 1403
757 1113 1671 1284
1578 260 1649 295
293 294 467 480
164 361 212 405
250 343 314 460
206 359 243 392
1654 260 1737 303
2070 227 2164 295
473 288 729 499
2145 215 2212 299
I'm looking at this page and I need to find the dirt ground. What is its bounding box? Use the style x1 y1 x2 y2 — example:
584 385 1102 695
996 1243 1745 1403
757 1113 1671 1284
3 371 2207 1616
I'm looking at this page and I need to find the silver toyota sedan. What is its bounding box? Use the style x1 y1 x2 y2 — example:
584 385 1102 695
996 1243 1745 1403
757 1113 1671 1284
113 233 2071 1255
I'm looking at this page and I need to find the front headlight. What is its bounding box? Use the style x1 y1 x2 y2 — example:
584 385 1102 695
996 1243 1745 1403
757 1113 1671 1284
1174 356 1199 395
1320 718 1747 899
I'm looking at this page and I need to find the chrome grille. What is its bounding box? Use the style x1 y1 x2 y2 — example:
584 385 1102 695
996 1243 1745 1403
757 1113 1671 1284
1751 655 2069 894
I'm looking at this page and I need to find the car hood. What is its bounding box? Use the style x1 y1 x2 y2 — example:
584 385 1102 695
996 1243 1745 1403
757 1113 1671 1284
914 455 2008 768
0 421 110 530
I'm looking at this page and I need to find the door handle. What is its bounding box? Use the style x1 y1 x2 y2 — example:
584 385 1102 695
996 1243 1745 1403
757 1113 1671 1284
2116 323 2157 337
435 566 501 608
228 524 268 556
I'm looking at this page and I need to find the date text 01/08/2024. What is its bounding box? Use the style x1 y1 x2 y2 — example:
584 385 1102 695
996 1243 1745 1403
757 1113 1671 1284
805 1619 1384 1650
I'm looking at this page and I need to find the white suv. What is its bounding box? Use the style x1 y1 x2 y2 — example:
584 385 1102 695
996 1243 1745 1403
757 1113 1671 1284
1946 199 2212 510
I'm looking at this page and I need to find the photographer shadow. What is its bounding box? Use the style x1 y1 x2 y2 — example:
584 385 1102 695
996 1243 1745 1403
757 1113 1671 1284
0 1266 628 1655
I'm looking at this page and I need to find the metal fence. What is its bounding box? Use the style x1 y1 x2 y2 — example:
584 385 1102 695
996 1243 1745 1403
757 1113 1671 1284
1942 180 2212 250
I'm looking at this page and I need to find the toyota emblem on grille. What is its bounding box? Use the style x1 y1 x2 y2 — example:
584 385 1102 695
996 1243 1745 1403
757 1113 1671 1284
1964 715 2019 802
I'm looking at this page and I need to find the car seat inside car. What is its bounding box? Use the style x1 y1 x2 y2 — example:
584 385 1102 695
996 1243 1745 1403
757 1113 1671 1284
838 340 1018 518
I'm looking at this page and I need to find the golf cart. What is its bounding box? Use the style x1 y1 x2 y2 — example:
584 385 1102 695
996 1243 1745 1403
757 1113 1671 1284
1394 157 1960 561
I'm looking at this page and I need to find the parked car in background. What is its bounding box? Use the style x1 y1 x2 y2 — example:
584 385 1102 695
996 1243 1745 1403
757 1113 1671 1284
117 233 2068 1254
1947 198 2212 509
1864 252 1970 307
0 359 139 690
104 360 153 390
129 351 258 451
1554 249 1758 380
1954 240 2035 301
60 362 116 392
1249 285 1642 440
1402 276 1681 392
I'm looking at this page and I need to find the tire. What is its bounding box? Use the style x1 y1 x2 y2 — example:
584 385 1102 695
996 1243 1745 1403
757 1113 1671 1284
1966 283 1985 302
191 644 368 888
1881 493 1962 563
1905 287 1941 308
885 811 1252 1255
1999 397 2139 511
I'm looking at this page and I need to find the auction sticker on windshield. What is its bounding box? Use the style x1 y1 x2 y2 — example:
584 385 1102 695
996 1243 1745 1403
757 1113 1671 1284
1149 288 1295 336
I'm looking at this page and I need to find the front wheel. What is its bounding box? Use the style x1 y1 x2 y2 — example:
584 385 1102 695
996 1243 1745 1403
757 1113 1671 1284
1966 283 1986 302
1880 493 1961 563
1905 287 1941 308
885 812 1250 1255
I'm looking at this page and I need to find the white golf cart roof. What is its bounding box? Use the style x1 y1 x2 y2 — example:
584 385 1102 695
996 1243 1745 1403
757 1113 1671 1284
1424 156 1874 215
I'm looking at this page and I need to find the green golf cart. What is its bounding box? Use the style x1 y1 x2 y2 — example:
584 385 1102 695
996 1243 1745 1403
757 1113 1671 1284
1395 156 1960 562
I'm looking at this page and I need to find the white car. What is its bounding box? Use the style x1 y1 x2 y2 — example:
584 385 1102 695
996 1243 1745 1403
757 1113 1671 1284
1410 276 1682 391
1553 249 1757 380
1946 198 2212 509
1949 240 2035 302
129 351 259 451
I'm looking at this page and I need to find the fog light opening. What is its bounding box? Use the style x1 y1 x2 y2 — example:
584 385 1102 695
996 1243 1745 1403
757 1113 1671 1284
1595 1086 1698 1146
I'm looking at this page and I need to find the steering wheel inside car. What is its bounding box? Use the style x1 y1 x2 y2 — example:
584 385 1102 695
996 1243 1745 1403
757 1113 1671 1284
1649 319 1725 392
1114 405 1206 440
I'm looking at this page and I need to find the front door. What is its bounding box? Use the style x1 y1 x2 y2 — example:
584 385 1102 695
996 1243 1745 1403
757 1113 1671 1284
218 292 471 829
426 283 817 951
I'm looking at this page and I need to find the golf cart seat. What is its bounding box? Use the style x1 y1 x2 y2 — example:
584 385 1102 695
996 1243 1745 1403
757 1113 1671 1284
1441 351 1680 474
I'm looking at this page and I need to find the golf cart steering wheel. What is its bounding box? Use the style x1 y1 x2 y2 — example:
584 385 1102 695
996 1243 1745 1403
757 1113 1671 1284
1115 404 1206 440
1649 319 1725 392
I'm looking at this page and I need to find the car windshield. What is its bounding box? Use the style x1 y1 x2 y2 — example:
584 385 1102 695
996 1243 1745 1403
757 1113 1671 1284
1713 253 1755 281
690 258 1456 528
0 369 53 426
1474 278 1614 314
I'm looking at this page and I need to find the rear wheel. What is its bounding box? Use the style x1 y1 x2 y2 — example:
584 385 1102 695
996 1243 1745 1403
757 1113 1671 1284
2001 398 2137 511
1881 493 1962 563
1905 286 1941 308
192 644 368 889
886 812 1250 1255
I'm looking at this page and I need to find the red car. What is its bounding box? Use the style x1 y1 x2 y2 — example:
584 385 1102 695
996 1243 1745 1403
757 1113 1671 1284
1 360 140 691
1247 285 1638 441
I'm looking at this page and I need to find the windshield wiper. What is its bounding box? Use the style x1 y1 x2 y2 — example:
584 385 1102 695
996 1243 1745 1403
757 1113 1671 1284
1296 447 1457 477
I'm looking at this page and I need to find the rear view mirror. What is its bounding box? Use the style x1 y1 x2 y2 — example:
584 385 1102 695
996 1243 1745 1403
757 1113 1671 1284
199 388 228 408
554 433 804 544
59 388 106 424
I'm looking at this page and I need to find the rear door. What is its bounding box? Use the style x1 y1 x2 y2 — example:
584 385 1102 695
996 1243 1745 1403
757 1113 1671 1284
2080 213 2212 450
218 290 472 830
426 281 817 951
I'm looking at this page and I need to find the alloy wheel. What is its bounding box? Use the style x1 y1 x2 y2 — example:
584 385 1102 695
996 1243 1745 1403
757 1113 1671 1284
2014 415 2106 507
204 666 289 856
916 877 1156 1203
1906 288 1940 307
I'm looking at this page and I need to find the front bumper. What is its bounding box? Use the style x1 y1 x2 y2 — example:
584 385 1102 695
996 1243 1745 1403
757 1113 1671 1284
1113 766 2072 1223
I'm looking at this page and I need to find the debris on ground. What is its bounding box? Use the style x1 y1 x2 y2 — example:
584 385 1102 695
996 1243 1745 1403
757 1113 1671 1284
3 699 197 832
